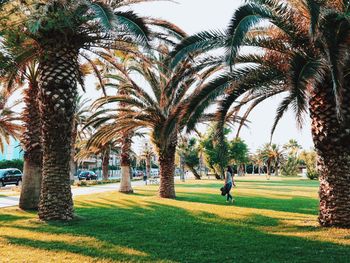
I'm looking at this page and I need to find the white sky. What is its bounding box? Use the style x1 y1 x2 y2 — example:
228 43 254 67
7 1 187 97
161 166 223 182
84 0 314 153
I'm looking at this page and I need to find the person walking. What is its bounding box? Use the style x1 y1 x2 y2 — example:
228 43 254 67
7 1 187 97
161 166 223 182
143 172 148 185
225 166 235 202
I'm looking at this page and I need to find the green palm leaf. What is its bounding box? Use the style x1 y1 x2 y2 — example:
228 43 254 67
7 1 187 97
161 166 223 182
114 11 150 44
89 2 116 30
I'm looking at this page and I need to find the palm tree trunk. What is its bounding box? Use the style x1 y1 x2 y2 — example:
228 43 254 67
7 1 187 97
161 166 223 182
210 164 221 180
275 163 279 176
309 87 350 227
19 82 42 210
38 45 78 221
266 161 271 180
158 134 177 198
159 149 176 198
179 156 185 181
119 133 133 193
69 123 78 184
102 147 110 180
187 164 201 179
146 155 151 177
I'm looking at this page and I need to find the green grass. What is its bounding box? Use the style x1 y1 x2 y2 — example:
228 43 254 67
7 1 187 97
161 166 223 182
0 176 349 262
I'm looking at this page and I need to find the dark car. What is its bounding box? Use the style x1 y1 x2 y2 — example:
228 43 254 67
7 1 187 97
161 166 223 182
78 171 98 180
0 168 23 187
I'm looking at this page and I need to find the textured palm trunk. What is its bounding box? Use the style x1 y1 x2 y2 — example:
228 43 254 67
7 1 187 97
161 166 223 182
179 155 185 181
310 88 350 227
158 134 177 198
275 163 279 176
19 82 42 210
119 133 133 193
146 155 151 177
69 123 78 184
102 147 110 180
38 45 78 221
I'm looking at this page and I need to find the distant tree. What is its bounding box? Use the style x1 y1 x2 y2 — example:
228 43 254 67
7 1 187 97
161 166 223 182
0 159 24 171
71 96 91 182
251 153 265 175
229 138 249 176
283 139 302 157
281 157 299 177
259 144 285 179
281 139 302 177
141 143 154 180
178 137 201 179
200 127 230 180
299 150 319 180
75 137 119 181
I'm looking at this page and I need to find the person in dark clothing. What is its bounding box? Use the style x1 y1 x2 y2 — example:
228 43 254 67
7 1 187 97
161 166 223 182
224 166 235 202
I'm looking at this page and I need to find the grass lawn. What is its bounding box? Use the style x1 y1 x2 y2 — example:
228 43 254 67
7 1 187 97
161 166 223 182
0 176 349 262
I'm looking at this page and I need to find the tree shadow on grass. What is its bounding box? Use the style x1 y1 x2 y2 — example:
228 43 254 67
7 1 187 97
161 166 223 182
5 201 350 263
176 192 319 215
0 213 30 223
177 183 223 189
5 236 149 262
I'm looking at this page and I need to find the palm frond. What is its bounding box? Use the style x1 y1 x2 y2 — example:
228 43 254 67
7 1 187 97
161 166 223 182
89 2 116 30
170 30 226 67
114 10 150 44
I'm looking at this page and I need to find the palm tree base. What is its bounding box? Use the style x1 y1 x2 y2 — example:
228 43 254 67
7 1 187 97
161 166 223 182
318 153 350 228
119 166 134 194
159 152 176 199
19 159 42 210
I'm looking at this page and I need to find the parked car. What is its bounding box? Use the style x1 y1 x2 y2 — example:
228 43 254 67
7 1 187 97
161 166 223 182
136 171 144 177
78 171 98 180
0 168 23 187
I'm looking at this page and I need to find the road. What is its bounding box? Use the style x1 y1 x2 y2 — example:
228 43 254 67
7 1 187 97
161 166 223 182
0 180 148 209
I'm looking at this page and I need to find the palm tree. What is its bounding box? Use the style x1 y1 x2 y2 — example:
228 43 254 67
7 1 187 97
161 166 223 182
270 144 285 177
259 144 273 180
7 0 153 220
75 137 119 181
172 0 350 227
284 139 302 157
0 89 23 153
0 32 42 210
253 151 265 176
90 46 222 198
259 144 285 179
70 95 91 183
119 128 134 193
141 142 154 180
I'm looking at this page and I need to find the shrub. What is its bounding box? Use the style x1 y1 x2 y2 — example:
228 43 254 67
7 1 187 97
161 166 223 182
307 170 319 180
281 157 298 177
0 159 24 171
74 179 121 187
75 181 88 187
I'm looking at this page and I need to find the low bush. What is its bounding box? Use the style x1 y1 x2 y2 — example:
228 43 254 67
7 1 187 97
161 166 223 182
0 159 24 171
281 157 299 177
307 170 319 180
74 179 121 187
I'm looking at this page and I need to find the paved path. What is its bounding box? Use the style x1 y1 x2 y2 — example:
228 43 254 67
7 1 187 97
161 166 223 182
0 180 148 209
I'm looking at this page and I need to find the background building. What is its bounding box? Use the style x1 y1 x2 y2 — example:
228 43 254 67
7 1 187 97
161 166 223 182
0 138 23 161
